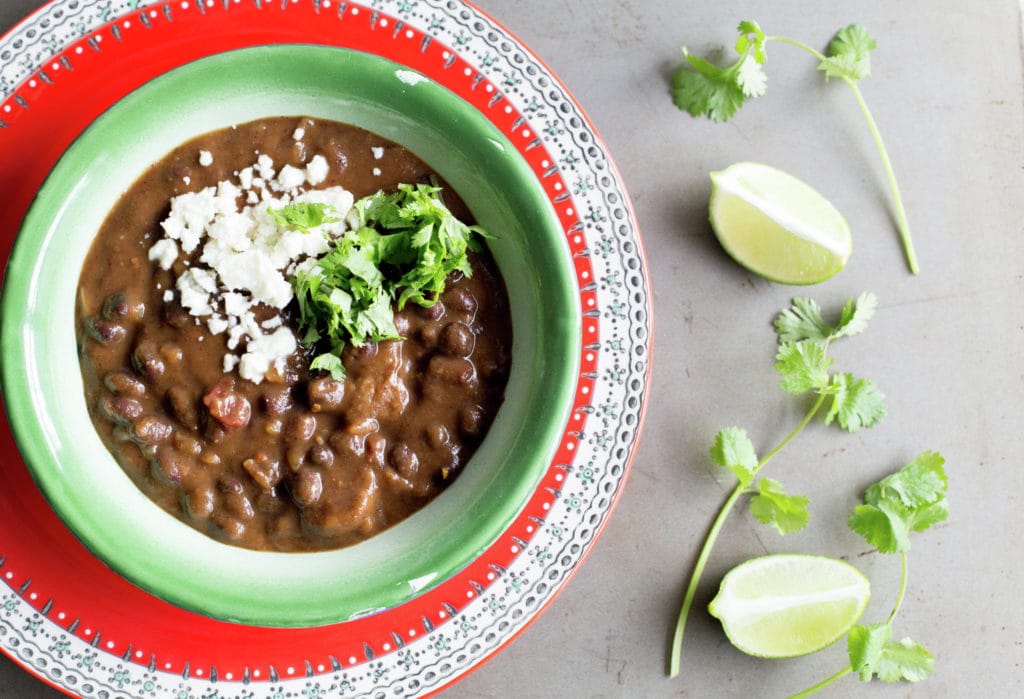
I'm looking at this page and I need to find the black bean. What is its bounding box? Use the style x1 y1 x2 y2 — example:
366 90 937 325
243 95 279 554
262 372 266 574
418 323 441 345
308 377 345 413
101 293 142 321
389 442 419 476
212 512 246 541
419 301 445 321
104 370 146 397
86 317 126 344
204 421 226 445
100 396 144 424
224 490 255 521
152 446 190 485
262 386 293 415
182 485 215 519
438 322 475 357
256 491 285 515
425 423 450 448
166 385 199 431
444 287 477 315
133 416 174 444
460 404 486 438
308 444 334 467
217 476 245 495
291 469 323 507
428 356 476 385
242 453 282 491
284 412 317 443
163 302 191 329
132 341 165 380
173 432 202 456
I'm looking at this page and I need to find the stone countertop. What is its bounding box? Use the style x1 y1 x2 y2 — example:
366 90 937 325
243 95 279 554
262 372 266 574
1 1 1022 697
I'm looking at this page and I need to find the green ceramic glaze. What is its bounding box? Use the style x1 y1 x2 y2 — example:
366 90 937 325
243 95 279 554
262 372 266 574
0 46 579 626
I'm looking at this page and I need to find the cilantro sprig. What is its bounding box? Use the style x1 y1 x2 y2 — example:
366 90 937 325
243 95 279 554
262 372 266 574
790 453 947 696
669 293 886 677
289 184 488 379
672 21 919 274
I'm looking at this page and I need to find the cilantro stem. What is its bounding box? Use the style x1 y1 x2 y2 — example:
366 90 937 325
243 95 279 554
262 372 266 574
888 550 908 624
668 391 829 677
668 481 745 677
767 35 919 274
787 666 853 699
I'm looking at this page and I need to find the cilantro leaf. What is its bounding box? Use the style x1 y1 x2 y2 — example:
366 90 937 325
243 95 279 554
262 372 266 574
849 452 948 553
849 500 912 554
848 622 892 681
774 340 832 394
849 624 934 683
824 372 886 431
831 291 878 340
871 637 935 683
819 24 877 82
709 427 758 487
672 20 767 122
672 52 748 122
309 353 345 381
269 202 340 235
773 297 833 343
749 478 809 534
774 292 877 344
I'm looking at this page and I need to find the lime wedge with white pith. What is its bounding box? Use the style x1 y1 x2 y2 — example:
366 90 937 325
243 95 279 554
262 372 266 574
709 162 852 285
708 554 870 658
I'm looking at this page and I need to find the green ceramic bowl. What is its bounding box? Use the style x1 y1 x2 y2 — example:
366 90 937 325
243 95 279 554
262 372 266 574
0 46 579 626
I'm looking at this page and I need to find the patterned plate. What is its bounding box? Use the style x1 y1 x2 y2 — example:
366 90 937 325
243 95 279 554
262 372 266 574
0 1 651 697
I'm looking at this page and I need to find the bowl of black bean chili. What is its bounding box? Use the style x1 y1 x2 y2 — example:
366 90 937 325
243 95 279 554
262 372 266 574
0 46 580 626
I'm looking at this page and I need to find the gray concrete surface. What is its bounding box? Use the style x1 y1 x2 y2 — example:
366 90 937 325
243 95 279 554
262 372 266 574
2 0 1022 697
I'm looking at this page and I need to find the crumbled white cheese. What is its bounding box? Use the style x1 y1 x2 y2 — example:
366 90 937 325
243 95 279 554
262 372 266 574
144 146 356 384
148 239 179 270
371 146 384 160
277 164 306 190
183 175 191 185
207 316 229 335
238 326 297 383
199 150 213 167
238 166 254 190
372 167 382 177
293 127 305 141
305 154 329 186
256 154 275 180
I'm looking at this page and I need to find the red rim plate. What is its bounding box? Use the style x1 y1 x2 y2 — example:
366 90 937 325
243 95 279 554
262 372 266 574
0 1 651 696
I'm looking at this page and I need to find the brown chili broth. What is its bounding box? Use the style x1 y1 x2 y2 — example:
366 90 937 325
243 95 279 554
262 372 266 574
76 116 512 552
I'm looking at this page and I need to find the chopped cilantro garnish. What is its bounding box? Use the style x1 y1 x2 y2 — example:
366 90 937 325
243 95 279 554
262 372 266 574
289 183 489 378
268 202 340 235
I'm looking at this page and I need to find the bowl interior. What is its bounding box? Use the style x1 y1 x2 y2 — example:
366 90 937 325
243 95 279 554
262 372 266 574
0 45 580 626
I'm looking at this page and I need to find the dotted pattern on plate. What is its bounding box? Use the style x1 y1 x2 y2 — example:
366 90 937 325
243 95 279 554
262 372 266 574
0 1 651 697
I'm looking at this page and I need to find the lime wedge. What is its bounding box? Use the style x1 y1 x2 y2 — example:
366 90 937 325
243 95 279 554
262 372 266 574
709 162 852 285
708 554 870 658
